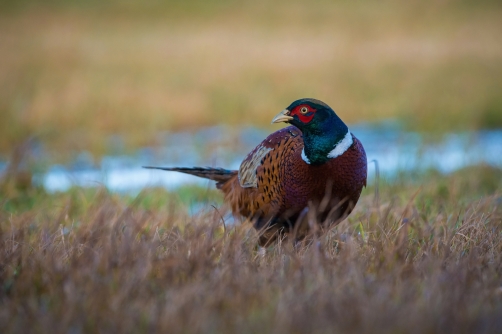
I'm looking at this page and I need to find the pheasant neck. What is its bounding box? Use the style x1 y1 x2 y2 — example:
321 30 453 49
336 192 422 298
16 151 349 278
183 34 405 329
301 120 352 165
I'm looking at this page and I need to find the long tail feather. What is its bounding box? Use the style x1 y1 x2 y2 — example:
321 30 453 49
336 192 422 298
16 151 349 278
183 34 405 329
143 166 237 185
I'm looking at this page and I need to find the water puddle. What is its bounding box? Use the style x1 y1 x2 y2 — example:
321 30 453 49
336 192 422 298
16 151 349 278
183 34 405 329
7 123 502 193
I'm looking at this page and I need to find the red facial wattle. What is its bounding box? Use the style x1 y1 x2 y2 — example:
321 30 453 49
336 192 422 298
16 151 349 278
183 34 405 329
291 105 316 124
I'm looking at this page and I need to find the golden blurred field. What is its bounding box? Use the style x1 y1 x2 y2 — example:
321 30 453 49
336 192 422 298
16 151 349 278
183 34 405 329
1 0 502 155
1 3 502 332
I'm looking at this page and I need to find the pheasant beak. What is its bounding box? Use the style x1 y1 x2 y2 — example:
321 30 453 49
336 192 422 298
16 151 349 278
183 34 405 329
271 109 293 124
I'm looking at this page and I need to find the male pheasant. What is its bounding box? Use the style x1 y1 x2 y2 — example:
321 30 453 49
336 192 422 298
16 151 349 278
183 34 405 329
145 98 367 245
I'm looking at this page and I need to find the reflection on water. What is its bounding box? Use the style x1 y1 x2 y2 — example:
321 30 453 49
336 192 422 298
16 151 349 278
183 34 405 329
22 123 502 193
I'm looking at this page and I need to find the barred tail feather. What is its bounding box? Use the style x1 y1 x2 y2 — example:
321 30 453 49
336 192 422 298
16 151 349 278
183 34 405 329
143 166 237 188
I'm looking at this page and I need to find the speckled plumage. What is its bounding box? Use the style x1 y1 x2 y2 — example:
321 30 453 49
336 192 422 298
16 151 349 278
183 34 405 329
145 98 367 245
221 126 366 244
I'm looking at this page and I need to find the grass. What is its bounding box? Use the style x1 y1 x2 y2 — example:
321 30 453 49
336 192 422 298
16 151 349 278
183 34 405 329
1 1 501 330
0 165 501 333
1 0 502 156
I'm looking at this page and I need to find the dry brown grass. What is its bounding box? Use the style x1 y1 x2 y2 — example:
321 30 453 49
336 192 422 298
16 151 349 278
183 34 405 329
1 166 501 333
1 1 502 155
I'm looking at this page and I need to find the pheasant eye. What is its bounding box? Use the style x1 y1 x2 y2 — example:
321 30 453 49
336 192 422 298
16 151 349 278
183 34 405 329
300 107 309 114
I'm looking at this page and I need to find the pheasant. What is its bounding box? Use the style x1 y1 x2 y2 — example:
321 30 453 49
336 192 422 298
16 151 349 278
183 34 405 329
145 98 367 245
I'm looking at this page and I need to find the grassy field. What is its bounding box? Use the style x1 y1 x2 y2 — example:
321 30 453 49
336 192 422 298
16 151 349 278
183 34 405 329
1 1 501 332
0 165 501 333
1 0 502 155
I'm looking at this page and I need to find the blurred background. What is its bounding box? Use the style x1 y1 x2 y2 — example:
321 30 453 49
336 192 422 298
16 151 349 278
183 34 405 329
0 0 501 192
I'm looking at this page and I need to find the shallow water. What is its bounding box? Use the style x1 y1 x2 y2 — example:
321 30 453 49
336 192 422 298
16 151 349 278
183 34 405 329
16 123 502 193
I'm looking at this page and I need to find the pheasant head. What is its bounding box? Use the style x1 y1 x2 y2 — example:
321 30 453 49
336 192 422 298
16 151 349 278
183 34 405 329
272 98 352 165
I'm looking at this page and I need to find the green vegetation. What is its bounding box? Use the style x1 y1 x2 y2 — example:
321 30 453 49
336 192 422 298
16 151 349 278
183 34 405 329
0 165 501 332
1 0 501 156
